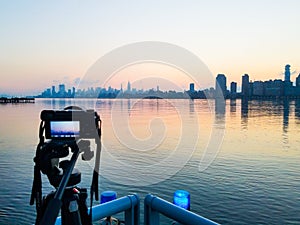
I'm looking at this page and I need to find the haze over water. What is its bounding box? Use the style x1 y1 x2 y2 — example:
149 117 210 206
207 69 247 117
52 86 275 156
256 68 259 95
0 98 299 224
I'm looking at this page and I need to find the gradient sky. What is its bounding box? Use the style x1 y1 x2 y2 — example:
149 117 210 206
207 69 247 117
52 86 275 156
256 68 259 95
1 0 300 95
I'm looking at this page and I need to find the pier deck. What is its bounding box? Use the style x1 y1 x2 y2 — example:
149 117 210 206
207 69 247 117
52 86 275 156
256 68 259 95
0 97 35 103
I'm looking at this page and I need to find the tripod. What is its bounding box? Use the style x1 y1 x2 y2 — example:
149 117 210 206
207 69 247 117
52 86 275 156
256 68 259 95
30 106 102 225
31 139 101 225
39 142 91 225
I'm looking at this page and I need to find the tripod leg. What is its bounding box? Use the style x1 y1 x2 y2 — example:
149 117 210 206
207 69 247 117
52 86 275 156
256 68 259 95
61 189 82 225
78 188 92 225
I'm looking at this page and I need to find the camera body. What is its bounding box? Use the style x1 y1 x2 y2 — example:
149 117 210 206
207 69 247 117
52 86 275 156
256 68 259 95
31 107 101 224
37 108 100 186
41 109 99 140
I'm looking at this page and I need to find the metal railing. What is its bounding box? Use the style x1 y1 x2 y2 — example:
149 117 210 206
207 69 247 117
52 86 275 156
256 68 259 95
54 194 139 225
144 194 219 225
53 193 219 225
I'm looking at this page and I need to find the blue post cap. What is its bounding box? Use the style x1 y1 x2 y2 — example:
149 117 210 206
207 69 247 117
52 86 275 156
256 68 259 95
173 190 190 210
100 191 117 204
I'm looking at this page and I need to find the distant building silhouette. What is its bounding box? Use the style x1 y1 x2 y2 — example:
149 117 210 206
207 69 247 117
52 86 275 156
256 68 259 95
215 74 227 98
252 81 264 96
189 83 195 92
265 79 283 96
127 81 131 92
45 88 51 97
58 84 66 97
36 64 300 99
230 82 237 94
230 82 237 99
242 74 250 98
52 86 56 96
284 64 291 82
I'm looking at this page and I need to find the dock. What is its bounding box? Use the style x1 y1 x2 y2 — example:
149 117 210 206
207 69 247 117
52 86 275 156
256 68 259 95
0 97 35 103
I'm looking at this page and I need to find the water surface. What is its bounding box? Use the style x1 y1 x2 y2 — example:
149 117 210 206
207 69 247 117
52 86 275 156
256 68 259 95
0 99 299 224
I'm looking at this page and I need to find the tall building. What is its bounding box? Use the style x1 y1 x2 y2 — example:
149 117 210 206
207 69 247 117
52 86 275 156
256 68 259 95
284 64 291 82
215 74 227 98
230 82 237 94
189 83 195 92
127 81 131 92
242 74 250 97
230 82 237 99
51 86 56 97
58 84 66 97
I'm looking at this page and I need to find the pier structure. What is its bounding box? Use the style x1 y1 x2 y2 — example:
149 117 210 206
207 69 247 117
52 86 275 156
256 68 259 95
0 97 35 103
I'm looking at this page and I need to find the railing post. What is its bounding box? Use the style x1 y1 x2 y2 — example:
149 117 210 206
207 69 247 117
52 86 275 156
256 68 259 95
124 194 140 225
144 194 160 225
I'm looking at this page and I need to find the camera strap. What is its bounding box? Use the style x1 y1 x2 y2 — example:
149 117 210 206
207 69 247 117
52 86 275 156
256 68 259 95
89 116 102 220
30 121 45 224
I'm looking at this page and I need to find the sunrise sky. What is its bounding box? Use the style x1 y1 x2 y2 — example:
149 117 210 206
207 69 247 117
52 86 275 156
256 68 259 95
1 0 300 95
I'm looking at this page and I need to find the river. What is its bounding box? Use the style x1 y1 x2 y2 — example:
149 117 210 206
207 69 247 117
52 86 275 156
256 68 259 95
0 98 299 224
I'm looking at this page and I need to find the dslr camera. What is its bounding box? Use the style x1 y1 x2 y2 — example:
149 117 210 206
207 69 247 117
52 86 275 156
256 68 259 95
30 106 101 225
38 107 101 184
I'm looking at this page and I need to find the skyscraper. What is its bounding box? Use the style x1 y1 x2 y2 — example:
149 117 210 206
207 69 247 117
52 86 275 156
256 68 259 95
189 83 195 92
59 84 66 97
242 74 250 97
230 82 237 94
284 64 291 82
127 81 131 92
284 65 293 96
230 82 237 99
51 86 56 97
215 74 227 98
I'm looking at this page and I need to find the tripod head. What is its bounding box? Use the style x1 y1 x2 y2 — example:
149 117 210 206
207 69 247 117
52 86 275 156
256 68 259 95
30 106 102 225
37 139 93 187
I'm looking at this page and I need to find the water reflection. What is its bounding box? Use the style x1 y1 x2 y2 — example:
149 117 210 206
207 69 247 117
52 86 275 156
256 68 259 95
283 99 290 132
272 100 284 116
1 99 300 225
215 98 225 115
241 98 249 130
230 99 236 113
295 99 300 121
282 100 290 150
127 99 131 113
214 98 226 135
189 99 195 114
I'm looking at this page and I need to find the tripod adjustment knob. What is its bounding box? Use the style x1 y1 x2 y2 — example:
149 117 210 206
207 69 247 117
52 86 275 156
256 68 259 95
69 200 79 213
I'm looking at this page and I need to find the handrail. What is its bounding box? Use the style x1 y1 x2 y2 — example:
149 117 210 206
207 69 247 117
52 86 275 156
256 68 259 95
144 194 219 225
52 193 219 225
54 194 139 225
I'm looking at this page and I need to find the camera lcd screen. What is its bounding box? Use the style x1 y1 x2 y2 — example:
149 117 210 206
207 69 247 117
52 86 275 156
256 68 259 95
50 121 80 138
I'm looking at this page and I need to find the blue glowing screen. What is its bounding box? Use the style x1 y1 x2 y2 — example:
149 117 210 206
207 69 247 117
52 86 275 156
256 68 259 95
50 121 80 138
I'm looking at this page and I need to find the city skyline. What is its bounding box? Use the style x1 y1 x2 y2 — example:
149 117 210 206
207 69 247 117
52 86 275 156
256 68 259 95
35 64 300 99
1 1 300 96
